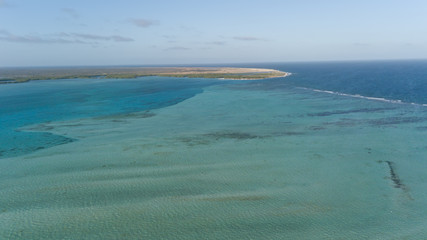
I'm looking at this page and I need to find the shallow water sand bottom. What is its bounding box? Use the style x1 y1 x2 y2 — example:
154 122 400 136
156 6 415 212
1 85 427 239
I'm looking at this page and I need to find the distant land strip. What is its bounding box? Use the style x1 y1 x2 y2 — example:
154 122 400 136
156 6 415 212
0 67 288 84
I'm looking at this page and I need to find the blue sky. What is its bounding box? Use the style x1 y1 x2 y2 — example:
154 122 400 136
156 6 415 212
0 0 426 66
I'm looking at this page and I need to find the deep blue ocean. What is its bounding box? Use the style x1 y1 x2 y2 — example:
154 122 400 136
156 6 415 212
1 60 426 159
235 60 427 105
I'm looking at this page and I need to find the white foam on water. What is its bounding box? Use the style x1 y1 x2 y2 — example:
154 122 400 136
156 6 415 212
299 87 427 107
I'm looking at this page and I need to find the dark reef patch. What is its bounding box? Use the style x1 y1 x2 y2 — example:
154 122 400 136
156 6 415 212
0 133 75 159
324 116 427 128
323 118 363 127
378 160 412 199
178 136 211 146
384 161 405 189
24 124 55 131
178 130 305 147
94 111 156 120
368 116 426 126
200 195 269 202
203 131 262 140
178 131 268 146
308 126 326 131
308 107 395 117
275 131 304 136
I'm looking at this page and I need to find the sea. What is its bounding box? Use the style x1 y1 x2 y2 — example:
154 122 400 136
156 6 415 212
1 60 427 239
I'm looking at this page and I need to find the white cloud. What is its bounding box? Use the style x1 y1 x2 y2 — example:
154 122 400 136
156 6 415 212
207 41 226 45
233 36 265 41
62 8 79 19
0 30 134 44
165 46 190 51
131 18 158 28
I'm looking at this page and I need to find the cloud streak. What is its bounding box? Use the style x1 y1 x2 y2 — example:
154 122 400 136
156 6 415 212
109 35 134 42
0 30 134 44
72 33 133 42
0 0 10 7
131 18 158 28
233 36 265 41
62 8 79 19
0 30 82 44
207 41 226 45
164 46 190 51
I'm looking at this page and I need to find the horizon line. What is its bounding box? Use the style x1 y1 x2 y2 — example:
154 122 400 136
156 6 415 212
1 58 427 69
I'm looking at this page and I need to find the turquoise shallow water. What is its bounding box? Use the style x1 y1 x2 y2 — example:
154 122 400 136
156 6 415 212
1 62 427 239
0 77 218 158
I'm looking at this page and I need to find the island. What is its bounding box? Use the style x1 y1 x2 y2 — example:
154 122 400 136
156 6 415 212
0 66 288 84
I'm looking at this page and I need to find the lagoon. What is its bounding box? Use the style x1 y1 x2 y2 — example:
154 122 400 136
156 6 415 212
1 61 427 239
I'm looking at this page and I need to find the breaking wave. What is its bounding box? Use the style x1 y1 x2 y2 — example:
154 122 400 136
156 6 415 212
299 87 427 107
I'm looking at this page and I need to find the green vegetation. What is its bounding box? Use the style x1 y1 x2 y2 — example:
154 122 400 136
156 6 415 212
104 74 155 79
0 67 287 84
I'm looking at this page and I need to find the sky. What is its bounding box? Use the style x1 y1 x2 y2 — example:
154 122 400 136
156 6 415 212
0 0 426 67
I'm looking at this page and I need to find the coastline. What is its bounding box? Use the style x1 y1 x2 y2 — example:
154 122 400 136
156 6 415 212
0 67 288 84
